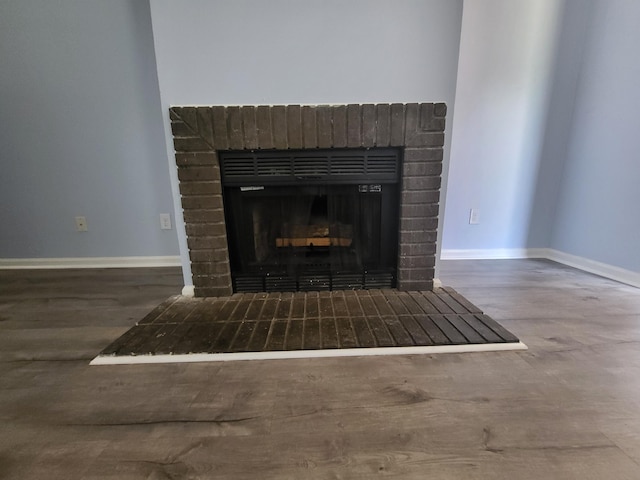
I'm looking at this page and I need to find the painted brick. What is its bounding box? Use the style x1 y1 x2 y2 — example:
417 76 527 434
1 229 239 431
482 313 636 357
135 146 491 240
375 104 390 146
191 261 231 275
286 105 302 149
212 107 229 150
399 231 438 244
186 223 226 237
226 106 244 150
404 147 443 162
193 273 232 288
181 195 223 210
399 243 437 256
241 106 258 149
302 106 317 148
173 137 210 153
389 103 405 146
256 106 274 149
171 121 193 138
332 105 347 148
347 104 362 147
398 280 433 291
362 104 376 147
178 181 222 196
401 190 440 205
186 235 228 250
194 286 233 297
403 176 441 191
175 153 218 167
398 267 435 282
196 107 214 146
399 255 436 268
177 166 219 182
404 103 446 138
400 217 439 231
403 161 442 177
182 209 225 224
404 103 420 138
405 132 445 148
418 103 435 131
189 248 229 263
176 107 197 129
400 204 439 219
317 106 333 148
272 106 288 149
422 116 445 133
434 103 447 117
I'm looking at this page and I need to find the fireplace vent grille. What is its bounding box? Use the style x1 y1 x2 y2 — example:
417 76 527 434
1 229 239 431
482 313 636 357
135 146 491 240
232 271 396 293
220 148 399 186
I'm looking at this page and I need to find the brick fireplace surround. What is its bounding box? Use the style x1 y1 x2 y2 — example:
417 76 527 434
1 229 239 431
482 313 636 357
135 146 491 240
170 103 445 297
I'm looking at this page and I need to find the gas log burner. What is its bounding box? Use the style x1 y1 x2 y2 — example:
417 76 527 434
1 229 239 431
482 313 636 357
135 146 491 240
171 103 445 296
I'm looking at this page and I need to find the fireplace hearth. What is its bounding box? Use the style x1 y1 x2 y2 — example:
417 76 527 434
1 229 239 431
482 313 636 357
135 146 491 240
170 103 445 297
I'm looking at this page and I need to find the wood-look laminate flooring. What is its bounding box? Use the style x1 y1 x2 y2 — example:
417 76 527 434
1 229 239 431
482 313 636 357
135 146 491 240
97 288 519 358
2 260 640 479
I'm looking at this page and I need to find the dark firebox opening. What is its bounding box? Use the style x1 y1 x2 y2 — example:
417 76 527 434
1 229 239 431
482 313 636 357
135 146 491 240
220 148 401 292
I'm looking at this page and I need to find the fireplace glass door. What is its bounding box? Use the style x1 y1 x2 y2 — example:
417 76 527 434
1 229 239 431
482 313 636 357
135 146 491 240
220 148 400 292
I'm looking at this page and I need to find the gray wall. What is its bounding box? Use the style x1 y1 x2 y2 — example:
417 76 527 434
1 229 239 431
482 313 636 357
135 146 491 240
149 0 464 286
0 0 178 258
550 0 640 272
527 0 595 248
442 0 563 252
5 0 635 279
444 0 639 276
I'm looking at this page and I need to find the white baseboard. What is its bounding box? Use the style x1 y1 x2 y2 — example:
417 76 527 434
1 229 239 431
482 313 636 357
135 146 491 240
0 256 182 269
545 249 640 289
440 248 548 260
440 247 640 289
181 285 195 297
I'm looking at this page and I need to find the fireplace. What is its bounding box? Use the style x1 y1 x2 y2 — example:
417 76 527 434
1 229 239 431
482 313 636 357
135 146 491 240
170 103 445 297
220 148 400 292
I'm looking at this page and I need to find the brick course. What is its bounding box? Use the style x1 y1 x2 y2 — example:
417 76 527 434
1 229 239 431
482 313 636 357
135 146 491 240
170 103 446 296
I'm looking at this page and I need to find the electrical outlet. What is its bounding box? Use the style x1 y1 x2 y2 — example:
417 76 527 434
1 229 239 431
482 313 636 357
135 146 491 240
75 216 88 232
469 208 480 225
160 213 172 230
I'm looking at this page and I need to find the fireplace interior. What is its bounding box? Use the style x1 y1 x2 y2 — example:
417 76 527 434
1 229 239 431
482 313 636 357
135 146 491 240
221 148 400 292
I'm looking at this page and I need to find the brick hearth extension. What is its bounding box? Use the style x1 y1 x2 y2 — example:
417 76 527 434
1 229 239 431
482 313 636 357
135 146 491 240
170 103 446 297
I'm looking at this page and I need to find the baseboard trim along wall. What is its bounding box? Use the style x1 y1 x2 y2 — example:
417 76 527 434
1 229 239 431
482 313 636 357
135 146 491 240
0 256 182 269
440 248 549 260
544 249 640 289
181 285 195 297
441 248 640 289
3 251 637 290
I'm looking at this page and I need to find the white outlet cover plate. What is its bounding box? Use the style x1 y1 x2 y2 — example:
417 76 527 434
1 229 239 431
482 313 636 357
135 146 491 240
160 213 172 230
469 209 480 225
